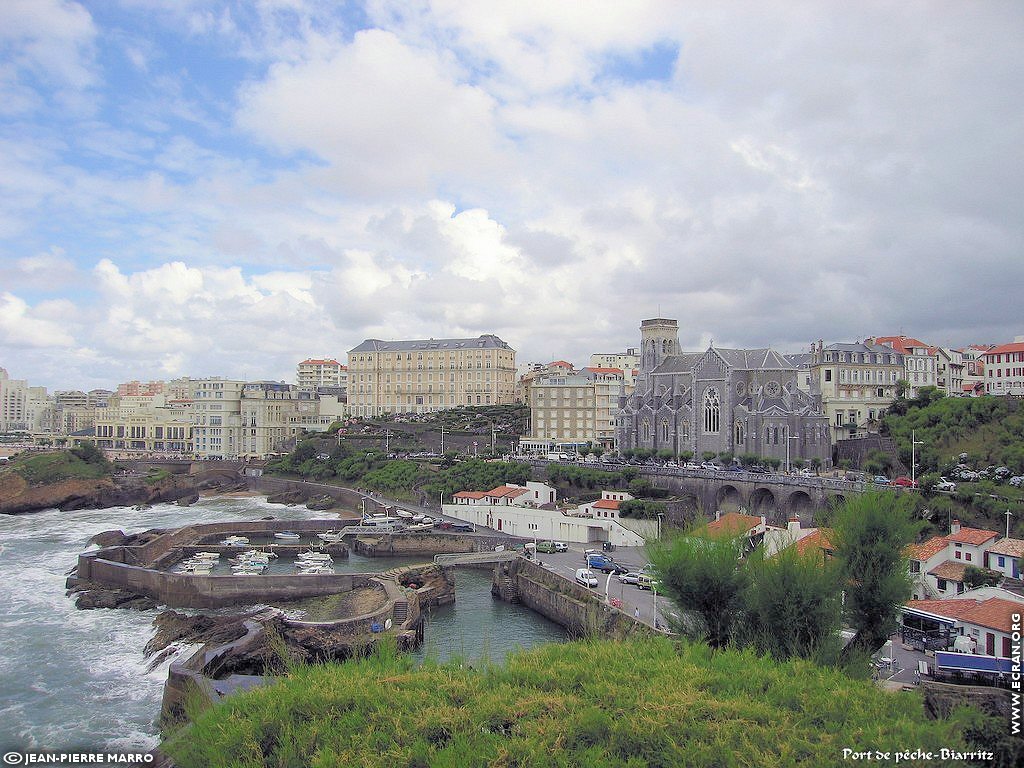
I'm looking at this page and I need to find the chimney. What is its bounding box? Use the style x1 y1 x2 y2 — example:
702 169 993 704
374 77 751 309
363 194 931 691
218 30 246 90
760 515 767 529
787 516 801 535
950 519 961 534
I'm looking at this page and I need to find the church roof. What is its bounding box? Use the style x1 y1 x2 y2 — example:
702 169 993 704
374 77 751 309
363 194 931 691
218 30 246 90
652 353 703 375
712 348 795 370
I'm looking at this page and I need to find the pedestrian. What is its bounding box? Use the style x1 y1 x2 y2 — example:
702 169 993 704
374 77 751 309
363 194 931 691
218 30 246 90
634 606 640 620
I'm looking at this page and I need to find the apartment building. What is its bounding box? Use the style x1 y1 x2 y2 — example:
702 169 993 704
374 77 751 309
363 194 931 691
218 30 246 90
810 341 904 442
867 336 938 398
958 346 990 395
238 382 334 458
589 348 639 388
523 374 597 453
981 342 1024 395
296 358 348 392
0 367 29 432
347 334 516 417
190 378 246 459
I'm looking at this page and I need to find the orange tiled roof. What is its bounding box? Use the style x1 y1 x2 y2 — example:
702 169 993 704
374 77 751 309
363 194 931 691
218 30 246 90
300 358 341 365
795 528 833 558
906 536 949 562
982 342 1024 357
987 538 1024 557
947 527 998 546
453 490 487 499
548 360 573 368
927 560 968 582
593 499 620 510
705 512 763 537
906 597 1022 633
870 336 932 354
584 367 625 375
485 485 530 499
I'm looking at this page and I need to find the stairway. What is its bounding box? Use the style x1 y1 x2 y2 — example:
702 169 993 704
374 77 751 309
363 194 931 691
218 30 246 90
392 600 409 624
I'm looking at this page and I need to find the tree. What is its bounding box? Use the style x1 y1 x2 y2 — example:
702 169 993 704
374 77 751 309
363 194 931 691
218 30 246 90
648 532 748 648
831 491 920 658
677 451 694 464
657 449 674 462
592 446 604 458
701 451 717 462
71 441 109 466
741 546 842 662
810 457 823 473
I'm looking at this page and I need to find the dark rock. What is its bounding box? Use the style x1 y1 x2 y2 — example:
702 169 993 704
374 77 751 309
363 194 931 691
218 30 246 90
306 494 336 511
145 610 253 657
176 492 200 506
90 529 128 547
267 489 309 505
74 588 158 611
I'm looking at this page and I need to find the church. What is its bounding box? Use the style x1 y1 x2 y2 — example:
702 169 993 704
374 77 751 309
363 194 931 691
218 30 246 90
616 319 831 467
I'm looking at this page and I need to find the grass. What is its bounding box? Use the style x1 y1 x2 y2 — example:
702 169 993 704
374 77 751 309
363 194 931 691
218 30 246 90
164 637 980 768
4 450 111 485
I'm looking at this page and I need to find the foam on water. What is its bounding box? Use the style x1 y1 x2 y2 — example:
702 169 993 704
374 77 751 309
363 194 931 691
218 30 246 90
0 495 333 752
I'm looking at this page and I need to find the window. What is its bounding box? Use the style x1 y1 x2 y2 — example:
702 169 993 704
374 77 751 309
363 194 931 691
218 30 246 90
703 388 720 433
936 579 947 592
998 556 1006 568
825 369 832 382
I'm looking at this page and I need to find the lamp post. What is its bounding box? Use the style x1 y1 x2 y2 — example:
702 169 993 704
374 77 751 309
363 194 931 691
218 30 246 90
786 433 799 474
657 512 664 540
911 429 924 487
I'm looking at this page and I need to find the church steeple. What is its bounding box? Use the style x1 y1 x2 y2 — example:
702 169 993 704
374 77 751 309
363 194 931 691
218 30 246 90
639 318 679 374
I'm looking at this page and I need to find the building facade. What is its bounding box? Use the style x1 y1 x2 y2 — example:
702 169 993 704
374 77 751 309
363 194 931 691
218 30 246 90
980 342 1024 395
347 334 516 417
296 358 348 392
617 319 831 465
810 341 905 442
0 367 29 432
867 336 938 398
93 394 193 454
239 382 333 458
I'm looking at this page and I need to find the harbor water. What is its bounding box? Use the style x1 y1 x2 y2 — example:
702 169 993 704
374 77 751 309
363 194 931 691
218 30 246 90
0 495 567 752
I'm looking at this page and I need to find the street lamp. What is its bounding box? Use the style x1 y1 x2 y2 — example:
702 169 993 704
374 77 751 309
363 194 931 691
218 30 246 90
657 512 664 540
786 433 800 474
911 429 924 487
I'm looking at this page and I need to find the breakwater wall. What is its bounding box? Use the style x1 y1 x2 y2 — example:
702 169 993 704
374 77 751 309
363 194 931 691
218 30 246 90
352 532 515 557
492 557 663 639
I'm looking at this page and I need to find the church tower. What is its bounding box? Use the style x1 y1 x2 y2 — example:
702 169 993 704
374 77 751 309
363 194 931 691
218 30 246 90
639 318 680 374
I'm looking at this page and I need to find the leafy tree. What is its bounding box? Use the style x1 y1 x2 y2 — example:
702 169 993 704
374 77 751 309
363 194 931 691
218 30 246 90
793 459 806 470
701 451 717 462
810 458 823 472
648 533 749 648
831 491 920 658
619 499 667 519
592 446 604 459
291 439 319 466
71 441 109 466
718 451 734 464
657 449 675 461
677 451 694 463
740 546 842 662
767 458 782 470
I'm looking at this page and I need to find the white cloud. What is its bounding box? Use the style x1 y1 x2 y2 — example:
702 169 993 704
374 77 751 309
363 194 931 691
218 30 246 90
0 293 76 348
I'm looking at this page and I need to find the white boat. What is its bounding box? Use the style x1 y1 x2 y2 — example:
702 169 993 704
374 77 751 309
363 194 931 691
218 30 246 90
220 536 249 546
233 567 265 576
421 517 434 525
297 565 334 575
177 561 215 574
274 531 301 540
232 561 267 573
412 513 425 522
191 552 221 560
396 510 414 520
296 552 333 563
316 531 345 542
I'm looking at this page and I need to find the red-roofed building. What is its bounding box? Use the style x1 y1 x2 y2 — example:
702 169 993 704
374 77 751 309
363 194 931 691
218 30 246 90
866 336 938 397
901 593 1024 658
907 520 1000 599
980 342 1024 395
577 490 634 520
985 538 1024 578
703 511 767 541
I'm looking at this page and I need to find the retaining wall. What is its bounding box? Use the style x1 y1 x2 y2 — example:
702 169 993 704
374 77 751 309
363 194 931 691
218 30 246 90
494 558 662 640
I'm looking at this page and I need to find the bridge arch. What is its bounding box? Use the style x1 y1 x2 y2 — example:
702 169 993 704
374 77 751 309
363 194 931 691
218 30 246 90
749 487 778 520
715 484 743 513
787 490 813 519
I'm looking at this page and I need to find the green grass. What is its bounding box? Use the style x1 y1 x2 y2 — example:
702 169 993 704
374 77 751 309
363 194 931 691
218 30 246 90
164 638 978 768
5 450 111 485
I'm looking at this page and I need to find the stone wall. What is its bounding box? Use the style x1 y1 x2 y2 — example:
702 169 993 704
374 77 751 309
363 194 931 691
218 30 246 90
494 558 662 640
352 532 514 557
251 475 368 513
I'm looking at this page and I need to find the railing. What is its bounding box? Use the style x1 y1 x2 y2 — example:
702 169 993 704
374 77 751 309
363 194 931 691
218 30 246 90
434 551 520 565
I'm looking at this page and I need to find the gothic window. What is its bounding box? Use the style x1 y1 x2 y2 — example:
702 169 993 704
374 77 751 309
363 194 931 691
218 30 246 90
661 420 669 442
642 421 650 441
772 426 779 444
734 421 745 445
703 388 720 433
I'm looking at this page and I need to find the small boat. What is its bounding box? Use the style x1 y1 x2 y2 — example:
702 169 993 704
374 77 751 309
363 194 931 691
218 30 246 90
412 513 425 523
274 531 301 540
396 510 414 520
316 530 345 542
297 552 333 563
233 567 265 576
421 517 434 525
191 552 221 560
232 561 267 573
297 565 334 575
177 561 215 574
220 536 249 546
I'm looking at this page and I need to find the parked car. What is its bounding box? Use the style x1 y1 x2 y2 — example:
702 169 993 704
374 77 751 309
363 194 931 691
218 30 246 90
872 476 890 485
618 571 642 585
700 462 719 471
583 548 600 561
575 569 599 588
664 461 679 468
553 541 568 552
597 561 630 575
449 523 474 532
682 462 701 470
586 554 614 570
536 541 557 554
725 464 743 472
636 574 658 590
797 468 816 478
892 476 918 488
748 465 769 474
935 478 957 492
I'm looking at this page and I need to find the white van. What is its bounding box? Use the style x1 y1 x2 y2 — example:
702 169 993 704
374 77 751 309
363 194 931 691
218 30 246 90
575 569 598 588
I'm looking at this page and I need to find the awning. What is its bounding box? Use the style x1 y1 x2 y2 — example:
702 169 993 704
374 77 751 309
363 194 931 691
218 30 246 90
935 651 1013 674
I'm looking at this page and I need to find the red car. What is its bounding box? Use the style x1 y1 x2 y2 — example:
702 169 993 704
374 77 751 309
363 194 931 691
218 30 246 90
892 476 918 488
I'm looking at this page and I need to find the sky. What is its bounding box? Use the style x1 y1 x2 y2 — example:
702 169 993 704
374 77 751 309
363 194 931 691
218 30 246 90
1 1 1022 392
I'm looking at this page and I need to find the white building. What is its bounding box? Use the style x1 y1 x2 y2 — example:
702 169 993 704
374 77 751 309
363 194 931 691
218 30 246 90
980 342 1024 396
906 520 999 599
191 378 246 459
0 368 29 432
902 590 1024 659
866 336 938 398
444 482 647 546
296 358 347 392
984 538 1024 578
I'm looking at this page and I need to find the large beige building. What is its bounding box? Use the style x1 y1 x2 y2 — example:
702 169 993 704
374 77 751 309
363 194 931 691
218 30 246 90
296 358 348 392
93 394 193 454
810 341 904 442
0 367 29 432
190 378 246 458
522 367 624 453
347 334 517 417
239 382 335 458
867 336 938 398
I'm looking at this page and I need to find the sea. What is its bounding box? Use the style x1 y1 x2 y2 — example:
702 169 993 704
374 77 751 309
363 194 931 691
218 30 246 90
0 494 566 753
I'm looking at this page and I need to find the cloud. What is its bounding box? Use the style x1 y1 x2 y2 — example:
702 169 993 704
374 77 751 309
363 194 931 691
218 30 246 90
0 293 76 348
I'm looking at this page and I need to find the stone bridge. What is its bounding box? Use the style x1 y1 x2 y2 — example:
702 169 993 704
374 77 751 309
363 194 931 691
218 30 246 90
117 458 245 478
640 469 860 525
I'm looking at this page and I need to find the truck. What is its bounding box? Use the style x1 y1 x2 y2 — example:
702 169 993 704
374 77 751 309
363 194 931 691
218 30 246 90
545 452 570 461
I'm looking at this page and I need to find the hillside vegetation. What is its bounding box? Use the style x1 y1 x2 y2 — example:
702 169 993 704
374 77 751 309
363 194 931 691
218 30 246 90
164 638 984 768
1 443 112 485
